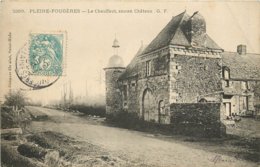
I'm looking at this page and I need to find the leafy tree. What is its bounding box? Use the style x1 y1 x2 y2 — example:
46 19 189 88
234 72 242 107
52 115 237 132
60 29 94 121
4 90 27 110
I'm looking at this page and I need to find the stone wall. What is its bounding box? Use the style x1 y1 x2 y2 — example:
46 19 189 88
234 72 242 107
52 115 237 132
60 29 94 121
121 51 171 124
121 78 139 114
121 49 223 125
170 53 222 103
136 75 170 124
138 54 169 78
104 68 125 115
170 103 223 137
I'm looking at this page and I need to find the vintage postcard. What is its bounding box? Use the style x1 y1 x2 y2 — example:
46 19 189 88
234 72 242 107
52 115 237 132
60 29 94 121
0 1 259 167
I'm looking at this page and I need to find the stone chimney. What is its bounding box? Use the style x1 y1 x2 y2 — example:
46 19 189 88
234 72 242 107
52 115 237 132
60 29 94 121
184 11 206 47
237 44 246 55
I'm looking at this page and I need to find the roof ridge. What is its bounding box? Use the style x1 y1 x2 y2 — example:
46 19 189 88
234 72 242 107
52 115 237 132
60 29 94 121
224 51 260 55
170 12 189 44
142 11 188 55
178 10 188 22
170 11 188 41
223 51 260 80
118 43 149 80
125 44 147 68
172 10 187 18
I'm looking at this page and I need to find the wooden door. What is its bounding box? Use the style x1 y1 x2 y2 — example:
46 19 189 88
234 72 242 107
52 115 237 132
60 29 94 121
142 89 156 122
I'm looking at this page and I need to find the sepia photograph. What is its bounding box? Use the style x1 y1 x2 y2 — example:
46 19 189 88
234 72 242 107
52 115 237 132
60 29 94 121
0 1 259 167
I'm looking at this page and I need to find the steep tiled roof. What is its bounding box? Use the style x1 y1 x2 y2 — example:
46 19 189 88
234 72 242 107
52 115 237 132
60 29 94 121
222 52 260 80
118 44 146 80
142 12 189 54
119 11 225 80
142 11 222 55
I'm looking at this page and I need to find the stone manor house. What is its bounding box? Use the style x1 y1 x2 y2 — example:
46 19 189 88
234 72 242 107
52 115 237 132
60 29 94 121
104 11 260 126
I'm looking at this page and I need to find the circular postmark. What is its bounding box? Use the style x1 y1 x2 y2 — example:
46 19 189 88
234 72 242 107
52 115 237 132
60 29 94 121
16 33 65 89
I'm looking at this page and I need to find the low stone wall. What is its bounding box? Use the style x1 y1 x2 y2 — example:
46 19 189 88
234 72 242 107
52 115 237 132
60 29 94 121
170 103 224 137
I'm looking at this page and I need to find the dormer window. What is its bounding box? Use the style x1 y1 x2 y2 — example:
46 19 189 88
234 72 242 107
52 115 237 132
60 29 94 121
223 67 230 80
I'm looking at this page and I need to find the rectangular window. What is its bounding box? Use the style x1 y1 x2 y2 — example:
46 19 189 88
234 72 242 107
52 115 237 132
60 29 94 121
123 85 127 101
241 81 248 90
224 102 231 117
146 60 152 76
224 69 230 79
242 96 248 110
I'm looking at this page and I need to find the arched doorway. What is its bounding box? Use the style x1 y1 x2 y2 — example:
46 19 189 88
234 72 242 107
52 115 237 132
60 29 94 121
142 88 157 122
158 100 165 123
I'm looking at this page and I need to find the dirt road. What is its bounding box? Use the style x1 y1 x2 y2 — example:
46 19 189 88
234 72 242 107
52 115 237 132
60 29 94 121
26 106 258 167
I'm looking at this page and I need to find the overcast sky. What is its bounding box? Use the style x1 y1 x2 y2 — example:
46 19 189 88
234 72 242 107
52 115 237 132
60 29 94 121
0 1 259 104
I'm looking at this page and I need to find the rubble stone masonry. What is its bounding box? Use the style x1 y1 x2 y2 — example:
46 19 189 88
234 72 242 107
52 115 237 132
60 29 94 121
104 68 125 115
169 49 222 104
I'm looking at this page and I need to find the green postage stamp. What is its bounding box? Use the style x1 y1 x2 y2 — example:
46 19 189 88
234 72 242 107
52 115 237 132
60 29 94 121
16 32 67 89
29 33 63 76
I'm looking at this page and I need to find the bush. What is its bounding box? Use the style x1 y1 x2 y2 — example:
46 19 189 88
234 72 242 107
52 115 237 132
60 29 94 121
106 111 141 128
4 90 27 110
106 110 222 137
106 111 173 134
69 104 106 117
17 143 47 160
